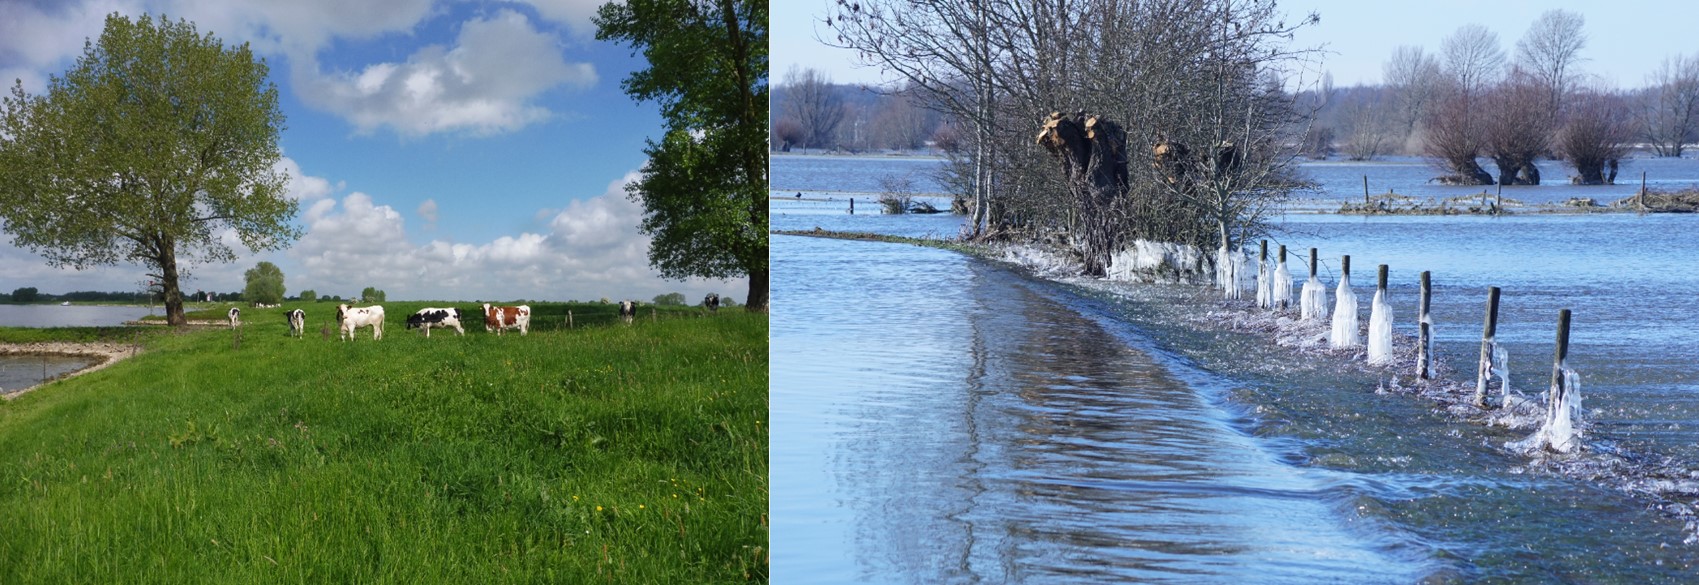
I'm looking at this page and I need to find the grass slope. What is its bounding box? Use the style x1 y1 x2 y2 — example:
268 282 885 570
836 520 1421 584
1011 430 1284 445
0 308 767 583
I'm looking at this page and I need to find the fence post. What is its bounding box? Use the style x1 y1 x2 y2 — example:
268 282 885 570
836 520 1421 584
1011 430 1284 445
1363 175 1370 206
1475 286 1501 407
1551 308 1571 391
1417 271 1432 380
1308 247 1318 279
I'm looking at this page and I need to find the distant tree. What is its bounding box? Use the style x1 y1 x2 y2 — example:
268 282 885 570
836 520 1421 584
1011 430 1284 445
299 289 317 303
1636 53 1699 158
1424 86 1494 185
772 117 805 152
596 0 768 312
1338 90 1393 161
1515 9 1587 114
1300 126 1335 159
653 292 686 306
1384 45 1444 151
1557 89 1632 185
1480 71 1553 185
780 66 844 151
870 87 933 150
242 261 285 305
360 287 386 303
0 14 298 326
1442 24 1506 97
12 287 39 303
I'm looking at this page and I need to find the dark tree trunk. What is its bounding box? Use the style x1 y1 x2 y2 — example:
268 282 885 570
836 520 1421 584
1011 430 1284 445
745 267 768 313
1491 156 1525 185
158 237 186 326
1517 162 1541 185
1434 158 1495 185
1037 111 1129 276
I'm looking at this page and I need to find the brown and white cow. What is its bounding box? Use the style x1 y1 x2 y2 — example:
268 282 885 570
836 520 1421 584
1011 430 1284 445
336 304 385 341
482 303 531 335
407 307 464 337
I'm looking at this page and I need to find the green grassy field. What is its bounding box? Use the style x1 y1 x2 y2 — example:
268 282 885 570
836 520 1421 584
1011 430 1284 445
0 303 767 583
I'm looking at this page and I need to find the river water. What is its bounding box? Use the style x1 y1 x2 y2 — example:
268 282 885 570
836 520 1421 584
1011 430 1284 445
772 153 1699 582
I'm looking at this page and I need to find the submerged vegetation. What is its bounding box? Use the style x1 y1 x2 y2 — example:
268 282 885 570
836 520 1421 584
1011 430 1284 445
0 309 767 582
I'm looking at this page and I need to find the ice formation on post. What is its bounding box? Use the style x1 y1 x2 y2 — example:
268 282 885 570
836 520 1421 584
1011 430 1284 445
1217 246 1247 300
1510 369 1584 454
1255 256 1271 309
1329 257 1359 348
1367 288 1394 364
1271 248 1293 311
1300 277 1327 320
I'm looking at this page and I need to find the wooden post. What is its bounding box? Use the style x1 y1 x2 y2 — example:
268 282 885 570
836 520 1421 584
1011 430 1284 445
849 197 855 214
1475 286 1501 407
1308 247 1318 279
1377 264 1388 293
1417 271 1432 380
1363 175 1370 206
1341 255 1351 279
1551 308 1572 391
1641 170 1648 212
1259 240 1268 263
568 310 574 329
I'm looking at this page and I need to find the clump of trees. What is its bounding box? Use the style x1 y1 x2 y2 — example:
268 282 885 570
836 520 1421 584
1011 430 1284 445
243 262 286 305
828 0 1321 276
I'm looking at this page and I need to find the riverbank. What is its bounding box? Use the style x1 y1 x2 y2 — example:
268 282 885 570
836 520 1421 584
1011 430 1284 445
0 312 767 582
0 341 139 398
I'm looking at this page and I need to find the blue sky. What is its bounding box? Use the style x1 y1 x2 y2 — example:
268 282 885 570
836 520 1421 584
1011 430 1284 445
775 0 1699 89
0 0 744 304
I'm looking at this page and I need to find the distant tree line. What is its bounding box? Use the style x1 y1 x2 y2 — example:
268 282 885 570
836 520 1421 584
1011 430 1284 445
1296 10 1698 185
771 69 952 153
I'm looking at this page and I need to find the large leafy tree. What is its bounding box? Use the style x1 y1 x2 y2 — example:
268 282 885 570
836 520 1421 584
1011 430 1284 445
0 13 297 326
596 0 768 312
242 261 285 305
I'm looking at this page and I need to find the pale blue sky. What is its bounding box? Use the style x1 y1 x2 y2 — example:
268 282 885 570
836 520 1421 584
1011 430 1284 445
775 0 1699 89
0 0 743 303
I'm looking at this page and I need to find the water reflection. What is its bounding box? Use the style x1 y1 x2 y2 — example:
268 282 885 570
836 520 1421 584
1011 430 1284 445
774 235 1427 583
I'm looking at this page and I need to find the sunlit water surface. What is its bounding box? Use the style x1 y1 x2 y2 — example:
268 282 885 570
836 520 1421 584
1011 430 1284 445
772 154 1699 583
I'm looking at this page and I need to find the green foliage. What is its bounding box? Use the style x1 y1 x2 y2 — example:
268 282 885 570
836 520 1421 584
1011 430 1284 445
10 287 38 303
0 310 767 582
360 287 386 303
298 289 317 303
595 0 769 311
653 292 687 306
0 13 297 325
242 261 285 305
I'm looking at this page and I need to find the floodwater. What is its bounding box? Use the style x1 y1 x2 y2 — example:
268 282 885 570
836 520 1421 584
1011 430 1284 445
0 304 157 327
0 354 102 396
772 153 1699 582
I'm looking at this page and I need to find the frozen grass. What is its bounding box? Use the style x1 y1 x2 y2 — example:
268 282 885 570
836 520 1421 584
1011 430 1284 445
0 310 767 583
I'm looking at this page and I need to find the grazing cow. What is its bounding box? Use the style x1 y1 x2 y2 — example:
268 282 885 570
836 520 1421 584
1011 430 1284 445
286 309 305 338
406 307 465 337
336 304 385 341
704 293 720 312
482 304 531 336
227 307 241 328
618 300 636 324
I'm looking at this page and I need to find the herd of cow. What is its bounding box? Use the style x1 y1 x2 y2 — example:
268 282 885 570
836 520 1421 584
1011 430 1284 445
221 293 722 341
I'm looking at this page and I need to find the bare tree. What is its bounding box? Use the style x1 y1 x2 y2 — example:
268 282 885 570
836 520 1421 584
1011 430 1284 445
1480 70 1553 185
1515 9 1587 114
1557 89 1632 185
1338 88 1392 161
1636 53 1699 157
1442 24 1506 97
1423 82 1493 185
772 117 804 151
780 66 845 151
1384 45 1443 153
870 87 936 150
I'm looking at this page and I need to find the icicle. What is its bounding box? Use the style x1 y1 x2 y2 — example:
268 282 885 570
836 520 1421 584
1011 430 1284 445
1255 258 1271 308
1272 255 1293 311
1511 368 1585 454
1300 276 1327 321
1493 344 1512 403
1216 246 1243 300
1329 273 1359 348
1367 288 1394 364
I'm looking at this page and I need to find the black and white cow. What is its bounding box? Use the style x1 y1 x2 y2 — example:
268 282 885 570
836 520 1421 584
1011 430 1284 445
704 293 720 312
618 300 636 324
227 307 241 328
336 304 384 341
406 307 465 337
286 309 305 338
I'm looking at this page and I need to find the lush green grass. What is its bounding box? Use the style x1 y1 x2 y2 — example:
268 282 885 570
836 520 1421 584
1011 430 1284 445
0 310 768 582
157 300 711 334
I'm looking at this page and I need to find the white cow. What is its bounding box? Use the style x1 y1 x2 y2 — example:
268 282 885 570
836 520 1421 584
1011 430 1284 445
227 307 241 328
286 309 305 338
618 301 636 324
336 304 385 341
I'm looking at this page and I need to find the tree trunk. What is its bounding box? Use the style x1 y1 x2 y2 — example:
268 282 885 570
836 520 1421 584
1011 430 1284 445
1517 161 1541 185
1036 112 1129 276
159 238 186 326
745 266 768 313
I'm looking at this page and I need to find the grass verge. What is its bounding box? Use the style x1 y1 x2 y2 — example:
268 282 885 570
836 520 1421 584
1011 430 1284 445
0 310 767 583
